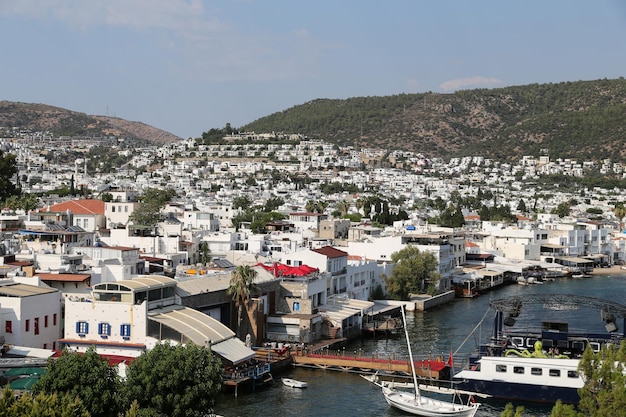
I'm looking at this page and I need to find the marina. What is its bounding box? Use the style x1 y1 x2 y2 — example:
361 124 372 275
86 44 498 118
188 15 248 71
213 270 626 417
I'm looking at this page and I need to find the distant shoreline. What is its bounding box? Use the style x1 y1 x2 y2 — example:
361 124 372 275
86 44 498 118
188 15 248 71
590 265 626 275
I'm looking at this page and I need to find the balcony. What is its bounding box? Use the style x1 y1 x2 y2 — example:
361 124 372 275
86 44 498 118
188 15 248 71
331 267 347 276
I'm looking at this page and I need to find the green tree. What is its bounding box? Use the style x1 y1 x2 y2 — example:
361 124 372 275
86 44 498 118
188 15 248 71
32 346 122 417
100 192 114 202
4 193 39 212
128 188 176 228
123 342 222 417
0 386 90 417
549 400 577 417
500 402 525 417
384 246 440 299
517 199 527 213
305 200 328 213
614 203 626 230
337 199 350 216
199 241 211 264
551 202 571 218
0 150 18 202
232 196 252 210
250 211 286 233
227 265 259 339
577 342 626 416
435 204 465 228
263 196 284 212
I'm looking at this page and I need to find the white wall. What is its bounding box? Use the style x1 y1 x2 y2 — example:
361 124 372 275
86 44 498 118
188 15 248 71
63 298 148 357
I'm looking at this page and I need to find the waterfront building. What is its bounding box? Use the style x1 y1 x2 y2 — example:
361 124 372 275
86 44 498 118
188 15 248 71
60 275 256 366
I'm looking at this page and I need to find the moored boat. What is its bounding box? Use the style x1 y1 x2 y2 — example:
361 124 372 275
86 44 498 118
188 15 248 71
452 294 626 404
281 377 308 388
365 307 480 416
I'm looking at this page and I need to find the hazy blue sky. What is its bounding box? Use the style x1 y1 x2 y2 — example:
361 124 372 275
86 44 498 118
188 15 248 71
2 0 625 139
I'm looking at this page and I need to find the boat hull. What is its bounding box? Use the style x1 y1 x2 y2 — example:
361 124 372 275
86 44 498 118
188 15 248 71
281 378 307 388
453 377 578 404
453 356 583 404
383 387 479 417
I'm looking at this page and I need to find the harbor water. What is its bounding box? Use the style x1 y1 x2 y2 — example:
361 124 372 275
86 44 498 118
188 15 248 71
214 272 626 417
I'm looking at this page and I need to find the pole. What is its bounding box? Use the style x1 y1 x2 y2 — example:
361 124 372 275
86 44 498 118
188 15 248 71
401 306 420 400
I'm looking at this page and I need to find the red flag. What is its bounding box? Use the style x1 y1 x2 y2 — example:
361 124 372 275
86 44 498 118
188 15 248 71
447 351 454 368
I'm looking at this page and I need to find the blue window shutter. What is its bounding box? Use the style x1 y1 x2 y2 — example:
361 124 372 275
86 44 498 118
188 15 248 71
76 322 80 333
85 322 89 334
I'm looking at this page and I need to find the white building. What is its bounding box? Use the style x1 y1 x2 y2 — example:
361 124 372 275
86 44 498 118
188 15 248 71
60 275 255 365
0 279 62 350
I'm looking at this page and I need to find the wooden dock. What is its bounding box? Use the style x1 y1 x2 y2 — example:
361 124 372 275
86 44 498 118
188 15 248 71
291 350 449 379
222 348 293 397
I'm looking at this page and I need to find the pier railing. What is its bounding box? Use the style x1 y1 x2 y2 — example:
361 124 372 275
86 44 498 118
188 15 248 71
293 346 450 378
223 362 270 381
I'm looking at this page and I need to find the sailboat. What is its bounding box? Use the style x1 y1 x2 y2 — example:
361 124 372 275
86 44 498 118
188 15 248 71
372 306 480 417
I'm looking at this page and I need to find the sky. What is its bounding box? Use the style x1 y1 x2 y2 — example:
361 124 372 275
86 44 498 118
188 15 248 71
1 0 626 139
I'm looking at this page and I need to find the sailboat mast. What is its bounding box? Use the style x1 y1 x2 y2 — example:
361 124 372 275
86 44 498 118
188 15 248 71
401 306 420 399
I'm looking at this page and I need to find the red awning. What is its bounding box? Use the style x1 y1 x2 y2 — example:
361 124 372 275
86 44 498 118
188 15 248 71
254 262 319 277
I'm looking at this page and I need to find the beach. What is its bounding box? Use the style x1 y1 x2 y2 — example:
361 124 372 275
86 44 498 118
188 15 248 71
590 265 626 275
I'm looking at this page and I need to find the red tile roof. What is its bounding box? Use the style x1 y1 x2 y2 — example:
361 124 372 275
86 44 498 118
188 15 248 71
312 246 348 258
347 255 371 261
41 199 105 215
38 273 91 283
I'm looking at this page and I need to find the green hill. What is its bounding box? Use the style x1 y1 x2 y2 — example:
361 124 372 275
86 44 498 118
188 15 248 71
237 78 626 162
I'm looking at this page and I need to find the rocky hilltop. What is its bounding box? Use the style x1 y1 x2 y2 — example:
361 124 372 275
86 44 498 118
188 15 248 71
240 78 626 162
0 101 181 146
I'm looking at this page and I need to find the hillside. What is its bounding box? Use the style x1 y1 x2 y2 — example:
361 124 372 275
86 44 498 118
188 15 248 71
239 78 626 162
0 101 181 146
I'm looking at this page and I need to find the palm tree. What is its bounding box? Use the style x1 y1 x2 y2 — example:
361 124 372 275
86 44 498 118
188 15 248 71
227 265 259 339
198 242 211 264
355 198 363 214
305 200 328 213
614 204 626 231
337 199 350 217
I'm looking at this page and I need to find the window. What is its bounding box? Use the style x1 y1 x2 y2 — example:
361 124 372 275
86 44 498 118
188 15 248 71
25 319 30 332
549 369 561 377
98 322 111 337
34 317 39 335
45 315 48 328
496 365 507 373
531 368 542 376
567 370 579 378
5 320 12 333
76 321 89 335
513 366 524 374
120 324 131 339
53 314 57 326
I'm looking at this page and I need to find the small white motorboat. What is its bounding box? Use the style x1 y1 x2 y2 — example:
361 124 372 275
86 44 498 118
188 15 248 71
281 377 308 388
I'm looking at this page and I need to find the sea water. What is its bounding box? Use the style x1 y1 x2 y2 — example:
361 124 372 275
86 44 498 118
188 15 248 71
214 272 626 417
